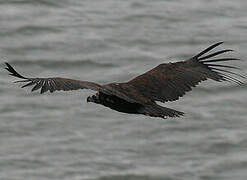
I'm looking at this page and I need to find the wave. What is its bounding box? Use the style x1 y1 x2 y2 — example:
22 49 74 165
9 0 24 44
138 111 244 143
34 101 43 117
5 59 116 69
0 0 63 7
92 174 170 180
1 25 61 37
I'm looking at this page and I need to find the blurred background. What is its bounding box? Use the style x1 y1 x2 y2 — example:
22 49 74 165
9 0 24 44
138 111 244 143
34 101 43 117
0 0 247 180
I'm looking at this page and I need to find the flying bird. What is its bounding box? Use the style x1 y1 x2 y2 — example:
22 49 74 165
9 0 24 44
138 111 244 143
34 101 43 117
5 42 245 118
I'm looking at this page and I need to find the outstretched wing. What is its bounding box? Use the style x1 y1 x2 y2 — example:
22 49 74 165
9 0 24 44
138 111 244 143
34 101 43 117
103 42 245 104
5 62 102 94
127 42 245 103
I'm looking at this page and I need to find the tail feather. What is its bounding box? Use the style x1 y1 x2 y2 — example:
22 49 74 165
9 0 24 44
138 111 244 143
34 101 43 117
139 103 184 119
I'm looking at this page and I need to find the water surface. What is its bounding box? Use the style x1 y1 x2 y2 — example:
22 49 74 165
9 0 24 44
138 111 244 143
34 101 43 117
0 0 247 180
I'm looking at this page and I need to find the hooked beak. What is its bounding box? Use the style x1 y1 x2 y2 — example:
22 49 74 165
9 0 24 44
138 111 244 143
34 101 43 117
87 96 93 103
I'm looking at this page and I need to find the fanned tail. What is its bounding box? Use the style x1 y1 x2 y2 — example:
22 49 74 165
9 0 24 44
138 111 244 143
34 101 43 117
139 104 184 119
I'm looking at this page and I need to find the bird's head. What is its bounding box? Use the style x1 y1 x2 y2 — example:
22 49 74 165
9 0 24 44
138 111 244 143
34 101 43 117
87 93 100 103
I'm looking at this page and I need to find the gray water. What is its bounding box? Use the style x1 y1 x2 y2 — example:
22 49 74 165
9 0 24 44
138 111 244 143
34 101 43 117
1 0 247 180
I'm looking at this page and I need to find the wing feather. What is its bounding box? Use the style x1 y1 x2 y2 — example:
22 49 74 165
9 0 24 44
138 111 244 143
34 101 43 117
124 42 245 103
5 42 245 106
5 62 102 93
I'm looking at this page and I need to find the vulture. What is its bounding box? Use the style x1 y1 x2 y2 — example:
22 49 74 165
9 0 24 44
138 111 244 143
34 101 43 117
5 42 245 118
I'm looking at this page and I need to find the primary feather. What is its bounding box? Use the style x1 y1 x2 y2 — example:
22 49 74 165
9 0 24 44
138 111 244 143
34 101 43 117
5 62 102 93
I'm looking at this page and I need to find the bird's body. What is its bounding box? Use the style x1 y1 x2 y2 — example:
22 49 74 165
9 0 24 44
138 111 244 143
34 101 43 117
88 92 183 117
5 42 245 118
92 92 143 114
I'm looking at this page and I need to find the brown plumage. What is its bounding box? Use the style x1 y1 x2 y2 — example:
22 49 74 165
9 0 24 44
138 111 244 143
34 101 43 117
5 42 245 118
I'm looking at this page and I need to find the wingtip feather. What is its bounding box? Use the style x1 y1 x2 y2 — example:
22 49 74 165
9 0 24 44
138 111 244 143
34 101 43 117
4 62 28 79
192 41 225 59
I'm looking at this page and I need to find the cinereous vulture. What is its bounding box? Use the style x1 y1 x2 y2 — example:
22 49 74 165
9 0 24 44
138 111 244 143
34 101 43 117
5 42 245 118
